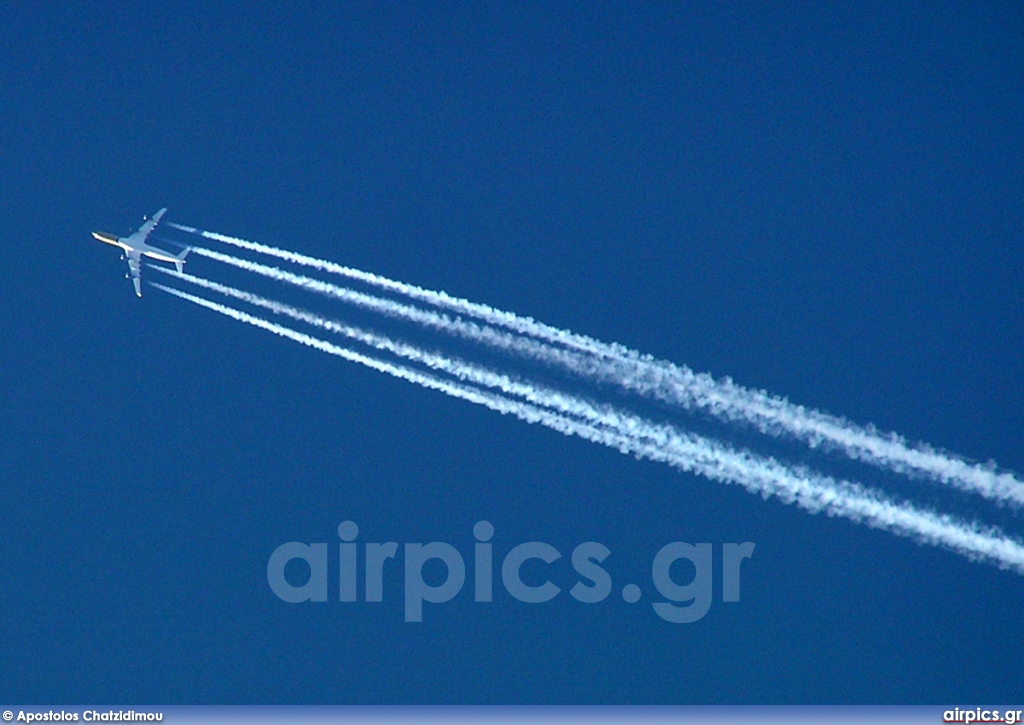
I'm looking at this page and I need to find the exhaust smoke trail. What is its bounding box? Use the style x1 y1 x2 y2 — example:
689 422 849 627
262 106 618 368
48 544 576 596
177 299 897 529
151 278 1024 574
185 246 670 396
152 266 630 424
173 235 1024 508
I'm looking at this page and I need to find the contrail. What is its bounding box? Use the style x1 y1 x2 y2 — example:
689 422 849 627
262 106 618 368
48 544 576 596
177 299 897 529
152 265 628 427
173 237 1024 508
184 246 682 400
151 279 1024 574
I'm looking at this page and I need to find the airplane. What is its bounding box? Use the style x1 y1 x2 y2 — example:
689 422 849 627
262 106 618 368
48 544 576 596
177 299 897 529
93 208 189 297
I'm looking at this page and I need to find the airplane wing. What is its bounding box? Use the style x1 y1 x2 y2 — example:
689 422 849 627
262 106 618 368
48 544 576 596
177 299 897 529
126 250 143 297
132 208 168 243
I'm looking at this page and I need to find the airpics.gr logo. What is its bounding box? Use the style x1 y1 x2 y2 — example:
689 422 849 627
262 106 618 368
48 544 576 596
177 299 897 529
267 521 754 622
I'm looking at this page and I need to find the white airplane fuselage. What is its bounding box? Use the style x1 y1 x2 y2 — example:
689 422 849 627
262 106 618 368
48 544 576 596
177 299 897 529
92 231 185 266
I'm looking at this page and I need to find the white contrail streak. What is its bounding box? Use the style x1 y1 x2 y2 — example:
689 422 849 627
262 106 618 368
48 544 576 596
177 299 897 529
152 266 618 425
151 279 1024 574
173 237 1024 508
184 246 679 401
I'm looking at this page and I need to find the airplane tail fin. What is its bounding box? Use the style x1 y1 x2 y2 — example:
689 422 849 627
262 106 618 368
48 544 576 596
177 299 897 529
174 247 190 274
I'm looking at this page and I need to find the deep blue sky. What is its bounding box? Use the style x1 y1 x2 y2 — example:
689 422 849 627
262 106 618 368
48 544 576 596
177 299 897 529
2 3 1022 704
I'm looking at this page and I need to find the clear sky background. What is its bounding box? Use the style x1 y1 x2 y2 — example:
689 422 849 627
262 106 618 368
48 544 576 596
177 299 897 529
1 2 1022 704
